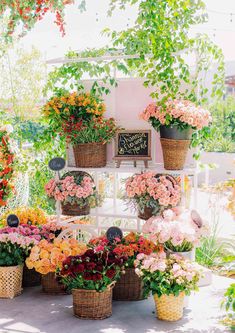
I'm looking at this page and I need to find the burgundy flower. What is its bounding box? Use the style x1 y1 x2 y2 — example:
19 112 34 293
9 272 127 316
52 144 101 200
83 272 93 280
96 264 103 272
106 269 116 279
73 264 85 273
93 273 102 281
86 262 96 271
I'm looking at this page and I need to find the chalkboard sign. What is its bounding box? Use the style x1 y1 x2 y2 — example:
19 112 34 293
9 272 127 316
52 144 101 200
106 227 123 243
113 130 151 168
7 214 19 228
48 157 66 171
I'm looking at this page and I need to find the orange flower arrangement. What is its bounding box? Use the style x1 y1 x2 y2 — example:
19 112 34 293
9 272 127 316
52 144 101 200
43 91 106 127
0 206 47 226
26 238 87 275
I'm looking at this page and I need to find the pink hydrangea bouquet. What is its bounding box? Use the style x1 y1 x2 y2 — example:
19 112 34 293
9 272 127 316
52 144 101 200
125 172 181 219
134 252 201 297
0 233 38 267
142 208 208 252
140 99 211 131
45 172 98 209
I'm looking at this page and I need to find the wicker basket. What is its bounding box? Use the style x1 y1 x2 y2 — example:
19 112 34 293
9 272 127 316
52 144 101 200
113 268 146 301
23 266 41 287
73 142 107 168
154 292 185 321
62 202 90 216
160 138 190 170
72 285 114 319
138 206 154 220
41 273 67 295
0 265 23 299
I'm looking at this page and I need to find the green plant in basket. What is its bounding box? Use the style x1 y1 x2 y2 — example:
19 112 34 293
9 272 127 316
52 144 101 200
0 233 37 267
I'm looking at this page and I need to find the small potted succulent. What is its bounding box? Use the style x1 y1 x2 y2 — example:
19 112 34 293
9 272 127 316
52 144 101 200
140 100 212 169
134 253 201 321
125 172 181 220
45 171 98 216
0 232 37 298
26 238 87 294
58 248 126 319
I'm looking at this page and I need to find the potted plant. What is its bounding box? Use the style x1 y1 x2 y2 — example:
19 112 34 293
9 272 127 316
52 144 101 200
125 172 181 220
58 248 126 319
26 238 87 294
0 224 42 287
0 232 37 298
135 253 201 321
142 208 208 259
112 232 158 301
43 91 118 167
45 171 98 216
140 100 212 170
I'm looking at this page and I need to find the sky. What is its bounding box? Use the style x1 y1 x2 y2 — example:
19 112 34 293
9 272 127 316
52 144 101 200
18 0 235 63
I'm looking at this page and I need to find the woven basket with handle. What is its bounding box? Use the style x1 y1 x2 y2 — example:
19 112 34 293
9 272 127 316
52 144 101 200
72 284 114 319
0 265 23 299
154 292 185 321
41 272 67 295
73 142 107 168
113 268 146 301
61 170 93 216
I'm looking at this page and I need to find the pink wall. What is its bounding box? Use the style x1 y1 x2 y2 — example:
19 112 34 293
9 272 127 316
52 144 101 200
84 78 195 166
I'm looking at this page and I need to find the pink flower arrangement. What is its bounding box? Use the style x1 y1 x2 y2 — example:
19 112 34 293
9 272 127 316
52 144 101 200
140 99 212 130
142 208 208 252
125 172 181 215
0 224 42 242
134 252 201 297
45 172 98 208
0 232 38 249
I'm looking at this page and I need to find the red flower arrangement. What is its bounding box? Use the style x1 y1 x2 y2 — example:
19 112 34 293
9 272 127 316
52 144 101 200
0 0 73 40
0 128 15 207
58 248 127 292
89 232 159 268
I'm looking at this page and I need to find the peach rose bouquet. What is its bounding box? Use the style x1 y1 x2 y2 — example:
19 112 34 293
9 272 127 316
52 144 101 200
26 238 87 275
140 100 211 131
125 172 181 219
45 171 98 209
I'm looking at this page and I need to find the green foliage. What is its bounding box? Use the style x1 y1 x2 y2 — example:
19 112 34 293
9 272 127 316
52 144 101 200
44 48 128 97
221 283 235 330
0 242 24 266
195 228 226 268
0 46 45 118
106 0 224 105
203 96 235 152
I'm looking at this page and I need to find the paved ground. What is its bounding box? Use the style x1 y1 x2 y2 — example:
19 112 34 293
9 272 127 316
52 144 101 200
0 275 233 333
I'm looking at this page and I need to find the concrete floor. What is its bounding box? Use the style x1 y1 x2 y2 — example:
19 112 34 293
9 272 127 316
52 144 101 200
0 275 233 333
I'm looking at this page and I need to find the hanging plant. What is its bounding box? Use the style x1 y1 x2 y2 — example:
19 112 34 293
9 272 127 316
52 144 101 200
0 125 15 207
0 0 74 41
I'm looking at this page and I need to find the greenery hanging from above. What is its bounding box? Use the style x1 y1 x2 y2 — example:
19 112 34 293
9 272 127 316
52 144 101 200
0 0 74 42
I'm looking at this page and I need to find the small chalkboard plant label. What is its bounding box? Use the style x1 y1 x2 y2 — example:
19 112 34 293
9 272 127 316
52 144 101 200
113 130 152 168
106 227 123 243
48 157 66 171
7 214 19 228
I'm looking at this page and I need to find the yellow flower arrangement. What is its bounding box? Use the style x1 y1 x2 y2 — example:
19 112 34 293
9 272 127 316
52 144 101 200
0 206 47 226
26 238 87 275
